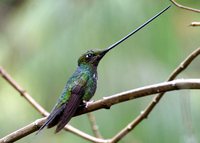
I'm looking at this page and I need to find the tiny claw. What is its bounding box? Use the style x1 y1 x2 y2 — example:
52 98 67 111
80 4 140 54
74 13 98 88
85 100 94 108
78 100 94 110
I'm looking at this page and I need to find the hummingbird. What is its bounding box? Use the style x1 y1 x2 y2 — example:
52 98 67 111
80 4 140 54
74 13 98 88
37 5 171 134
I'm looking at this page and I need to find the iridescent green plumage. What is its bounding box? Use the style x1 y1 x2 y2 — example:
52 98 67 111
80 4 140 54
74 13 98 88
37 49 109 133
36 5 170 134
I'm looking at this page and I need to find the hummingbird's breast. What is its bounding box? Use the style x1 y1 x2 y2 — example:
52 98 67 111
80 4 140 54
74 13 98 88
55 65 97 108
82 70 97 101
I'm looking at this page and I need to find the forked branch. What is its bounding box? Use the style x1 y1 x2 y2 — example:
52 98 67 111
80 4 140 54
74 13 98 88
1 79 200 143
0 67 105 143
109 47 200 142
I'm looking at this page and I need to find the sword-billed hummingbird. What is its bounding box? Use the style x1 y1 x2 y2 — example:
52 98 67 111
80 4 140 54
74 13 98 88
37 5 171 134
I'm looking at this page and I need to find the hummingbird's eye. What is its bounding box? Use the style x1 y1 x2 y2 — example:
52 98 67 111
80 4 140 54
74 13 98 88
85 53 93 59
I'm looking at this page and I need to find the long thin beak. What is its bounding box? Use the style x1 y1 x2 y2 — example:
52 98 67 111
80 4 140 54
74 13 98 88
97 48 111 60
100 48 112 56
102 5 171 54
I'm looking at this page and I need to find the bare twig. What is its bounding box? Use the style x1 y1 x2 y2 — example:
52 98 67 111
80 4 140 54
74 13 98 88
65 125 109 143
0 118 46 143
110 47 200 142
2 79 200 142
0 67 48 116
75 79 200 116
0 67 105 143
0 117 109 143
170 0 200 13
87 113 103 138
190 22 200 26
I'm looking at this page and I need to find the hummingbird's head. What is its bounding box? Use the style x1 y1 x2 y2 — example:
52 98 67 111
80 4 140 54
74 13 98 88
78 48 111 67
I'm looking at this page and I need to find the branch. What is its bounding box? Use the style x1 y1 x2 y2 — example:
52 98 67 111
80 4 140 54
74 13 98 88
2 79 200 142
190 22 200 27
109 47 200 142
170 0 200 13
87 113 103 138
0 67 105 143
0 67 48 116
0 118 45 143
0 117 108 143
76 78 200 115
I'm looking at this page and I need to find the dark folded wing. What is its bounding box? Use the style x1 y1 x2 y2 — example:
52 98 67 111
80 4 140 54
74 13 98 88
55 72 88 133
55 93 83 133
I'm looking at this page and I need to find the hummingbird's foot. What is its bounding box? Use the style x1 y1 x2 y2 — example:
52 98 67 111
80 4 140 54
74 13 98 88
78 100 94 109
85 100 94 108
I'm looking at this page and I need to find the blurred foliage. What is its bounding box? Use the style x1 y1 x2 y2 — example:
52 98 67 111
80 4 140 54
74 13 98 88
0 0 200 143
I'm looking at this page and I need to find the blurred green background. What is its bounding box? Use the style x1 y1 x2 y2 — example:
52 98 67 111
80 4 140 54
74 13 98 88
0 0 200 143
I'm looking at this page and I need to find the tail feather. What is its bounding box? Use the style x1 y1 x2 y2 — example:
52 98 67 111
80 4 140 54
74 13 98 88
36 116 55 135
36 104 65 135
47 114 61 128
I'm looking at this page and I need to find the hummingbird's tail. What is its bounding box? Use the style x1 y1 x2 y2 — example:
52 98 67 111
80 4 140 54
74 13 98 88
36 117 51 135
36 104 65 135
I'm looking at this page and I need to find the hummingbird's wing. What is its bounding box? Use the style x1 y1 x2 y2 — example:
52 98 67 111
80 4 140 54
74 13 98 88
55 84 85 133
